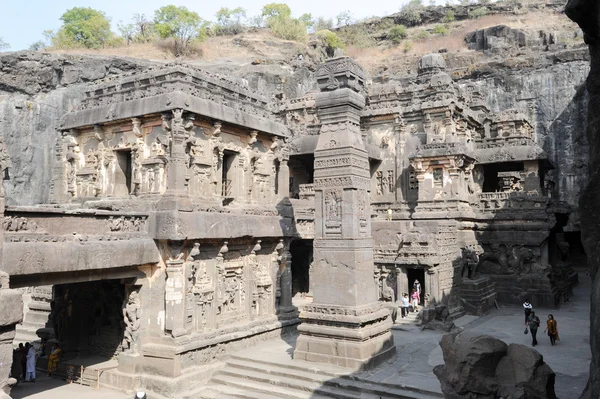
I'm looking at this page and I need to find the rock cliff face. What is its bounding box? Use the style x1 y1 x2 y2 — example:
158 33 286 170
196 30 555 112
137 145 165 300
0 52 152 205
462 58 590 231
565 2 600 398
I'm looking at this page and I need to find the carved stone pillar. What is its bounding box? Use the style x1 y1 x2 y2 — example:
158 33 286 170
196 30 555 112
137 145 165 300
165 258 187 337
396 266 408 297
277 157 290 201
275 239 297 319
49 133 68 204
158 110 193 210
294 58 395 370
0 135 22 397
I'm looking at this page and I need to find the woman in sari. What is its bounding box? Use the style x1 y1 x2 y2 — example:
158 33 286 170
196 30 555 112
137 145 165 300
544 314 559 346
47 344 61 376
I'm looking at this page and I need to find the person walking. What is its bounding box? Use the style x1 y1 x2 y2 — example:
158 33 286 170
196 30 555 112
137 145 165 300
11 345 23 382
523 299 533 325
411 289 420 312
25 343 36 382
20 343 27 380
401 293 410 318
413 279 422 297
527 310 541 346
544 314 559 346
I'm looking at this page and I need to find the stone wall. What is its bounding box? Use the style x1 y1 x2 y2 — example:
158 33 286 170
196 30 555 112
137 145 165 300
565 1 600 398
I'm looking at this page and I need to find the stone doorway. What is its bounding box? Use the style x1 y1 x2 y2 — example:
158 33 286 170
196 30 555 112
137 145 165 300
290 239 313 297
407 268 426 304
51 280 125 359
114 150 132 196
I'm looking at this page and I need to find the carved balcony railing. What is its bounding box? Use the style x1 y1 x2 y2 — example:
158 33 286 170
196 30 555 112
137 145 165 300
477 191 548 212
475 136 535 149
222 180 233 198
298 184 315 200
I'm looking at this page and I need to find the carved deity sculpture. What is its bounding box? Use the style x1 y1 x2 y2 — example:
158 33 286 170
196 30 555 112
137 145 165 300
122 289 141 353
461 246 480 280
151 137 167 157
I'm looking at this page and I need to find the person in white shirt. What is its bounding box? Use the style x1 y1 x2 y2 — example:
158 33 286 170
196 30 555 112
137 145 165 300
401 293 410 318
523 299 533 325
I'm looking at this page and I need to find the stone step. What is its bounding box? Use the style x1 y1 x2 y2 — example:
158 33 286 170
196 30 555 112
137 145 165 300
210 373 366 399
13 329 41 343
21 320 46 330
223 357 438 399
23 310 50 325
28 301 52 312
194 384 324 399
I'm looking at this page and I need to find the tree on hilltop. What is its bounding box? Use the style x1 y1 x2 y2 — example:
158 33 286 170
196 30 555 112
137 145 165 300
215 7 247 35
261 3 307 42
0 38 9 51
52 7 113 49
153 5 209 56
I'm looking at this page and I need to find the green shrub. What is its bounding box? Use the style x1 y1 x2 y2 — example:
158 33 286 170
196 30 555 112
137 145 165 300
399 0 424 27
316 29 344 57
442 10 455 23
414 30 430 41
403 40 413 53
432 24 449 35
268 17 307 42
468 6 489 19
337 25 376 48
215 7 247 35
388 25 408 44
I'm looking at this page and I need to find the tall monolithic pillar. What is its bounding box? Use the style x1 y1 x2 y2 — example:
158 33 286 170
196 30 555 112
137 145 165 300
0 136 23 397
293 58 395 370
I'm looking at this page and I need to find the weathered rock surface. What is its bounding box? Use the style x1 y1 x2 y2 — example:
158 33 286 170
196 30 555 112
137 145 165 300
0 52 152 206
433 331 556 399
565 1 600 398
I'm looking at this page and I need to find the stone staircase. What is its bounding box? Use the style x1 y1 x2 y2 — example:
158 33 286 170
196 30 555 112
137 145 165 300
195 352 441 399
392 307 421 327
15 286 53 344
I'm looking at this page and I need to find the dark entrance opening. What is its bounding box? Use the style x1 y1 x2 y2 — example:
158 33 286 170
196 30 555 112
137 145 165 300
52 280 125 359
482 162 524 192
565 231 587 267
114 150 132 196
407 268 425 304
290 239 313 296
288 154 314 199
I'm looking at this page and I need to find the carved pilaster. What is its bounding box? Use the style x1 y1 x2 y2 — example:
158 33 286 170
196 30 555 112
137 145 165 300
157 110 194 210
165 252 187 337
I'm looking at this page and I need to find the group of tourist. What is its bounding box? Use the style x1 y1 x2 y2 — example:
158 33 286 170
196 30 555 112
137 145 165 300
11 342 37 382
523 299 559 346
10 341 62 383
399 279 422 319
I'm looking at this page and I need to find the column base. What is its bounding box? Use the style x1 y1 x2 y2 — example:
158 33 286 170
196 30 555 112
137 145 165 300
293 302 396 370
277 305 299 320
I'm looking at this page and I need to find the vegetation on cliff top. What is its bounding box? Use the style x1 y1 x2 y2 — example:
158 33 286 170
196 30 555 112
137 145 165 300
20 0 578 74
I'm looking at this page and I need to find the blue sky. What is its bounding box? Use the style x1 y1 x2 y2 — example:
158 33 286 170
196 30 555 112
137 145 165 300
0 0 447 51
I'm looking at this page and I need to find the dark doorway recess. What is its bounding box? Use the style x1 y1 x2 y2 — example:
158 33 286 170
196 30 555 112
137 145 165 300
407 267 425 304
290 239 313 296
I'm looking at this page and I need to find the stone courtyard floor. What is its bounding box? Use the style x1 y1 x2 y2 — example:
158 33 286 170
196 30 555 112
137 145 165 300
10 271 591 399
